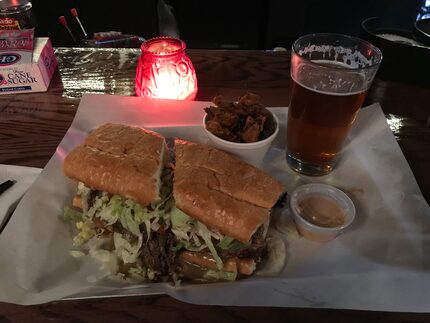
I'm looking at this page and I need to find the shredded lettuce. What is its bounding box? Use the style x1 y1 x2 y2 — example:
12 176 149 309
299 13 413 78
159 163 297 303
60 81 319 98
171 241 186 252
183 242 207 252
196 222 223 270
171 241 207 253
171 207 205 239
113 232 142 264
76 184 172 242
77 181 90 195
92 195 149 238
96 195 122 224
172 272 181 287
217 236 248 251
191 233 201 246
119 205 140 237
134 203 153 241
63 206 83 223
217 236 234 249
169 207 226 264
87 193 109 219
69 250 85 258
77 182 91 215
128 265 147 281
133 203 151 222
89 248 119 274
204 269 237 281
170 207 194 241
147 268 156 280
170 229 188 241
87 236 110 250
170 207 193 229
73 221 96 246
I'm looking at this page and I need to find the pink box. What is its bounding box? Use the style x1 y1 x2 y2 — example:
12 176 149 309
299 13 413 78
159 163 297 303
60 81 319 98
0 29 34 64
0 37 57 94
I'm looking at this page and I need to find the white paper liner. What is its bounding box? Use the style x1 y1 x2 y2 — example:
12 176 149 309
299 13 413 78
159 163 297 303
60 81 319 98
0 165 41 230
0 94 428 311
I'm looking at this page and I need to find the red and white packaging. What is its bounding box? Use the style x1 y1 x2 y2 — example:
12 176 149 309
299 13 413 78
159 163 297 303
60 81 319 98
0 29 34 64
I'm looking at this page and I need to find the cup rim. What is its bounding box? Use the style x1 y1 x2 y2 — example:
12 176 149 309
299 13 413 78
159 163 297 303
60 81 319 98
203 111 279 148
289 183 356 233
292 33 383 71
141 36 186 57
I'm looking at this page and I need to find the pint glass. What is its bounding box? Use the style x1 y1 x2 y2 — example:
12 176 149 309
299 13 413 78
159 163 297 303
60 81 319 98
286 34 382 176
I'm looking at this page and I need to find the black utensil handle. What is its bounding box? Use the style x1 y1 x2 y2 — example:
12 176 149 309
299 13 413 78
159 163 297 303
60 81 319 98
0 180 15 195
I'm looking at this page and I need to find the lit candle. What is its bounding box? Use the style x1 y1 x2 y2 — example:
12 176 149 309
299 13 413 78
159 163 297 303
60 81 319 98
147 41 178 54
135 37 198 100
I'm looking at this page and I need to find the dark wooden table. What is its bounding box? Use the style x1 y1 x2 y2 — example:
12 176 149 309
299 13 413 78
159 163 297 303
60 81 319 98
0 48 429 322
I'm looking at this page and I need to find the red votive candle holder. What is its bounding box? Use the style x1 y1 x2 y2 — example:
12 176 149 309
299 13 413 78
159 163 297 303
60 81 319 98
135 37 198 100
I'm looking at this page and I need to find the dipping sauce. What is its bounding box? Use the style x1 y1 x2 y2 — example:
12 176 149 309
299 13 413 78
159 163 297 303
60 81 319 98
289 183 355 242
298 194 346 228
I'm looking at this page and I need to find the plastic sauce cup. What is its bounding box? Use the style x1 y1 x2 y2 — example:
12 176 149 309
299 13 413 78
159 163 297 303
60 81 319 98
289 183 355 242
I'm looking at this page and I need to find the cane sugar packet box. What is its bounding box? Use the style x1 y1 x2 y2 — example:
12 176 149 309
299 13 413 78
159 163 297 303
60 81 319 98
0 37 57 94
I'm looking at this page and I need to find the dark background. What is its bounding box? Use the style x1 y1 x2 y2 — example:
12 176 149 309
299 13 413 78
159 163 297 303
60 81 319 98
32 0 423 49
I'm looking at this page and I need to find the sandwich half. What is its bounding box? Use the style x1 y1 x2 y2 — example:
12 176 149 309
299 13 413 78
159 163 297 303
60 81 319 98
63 123 174 281
63 124 284 283
173 139 283 280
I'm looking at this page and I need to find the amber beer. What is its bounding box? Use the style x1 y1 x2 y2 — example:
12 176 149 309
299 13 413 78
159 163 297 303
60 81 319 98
286 34 382 175
287 77 367 165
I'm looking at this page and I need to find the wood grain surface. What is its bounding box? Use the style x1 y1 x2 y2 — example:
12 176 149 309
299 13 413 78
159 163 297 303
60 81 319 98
0 48 429 322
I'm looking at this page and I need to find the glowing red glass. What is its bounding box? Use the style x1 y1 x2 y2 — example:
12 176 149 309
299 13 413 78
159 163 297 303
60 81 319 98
135 37 198 100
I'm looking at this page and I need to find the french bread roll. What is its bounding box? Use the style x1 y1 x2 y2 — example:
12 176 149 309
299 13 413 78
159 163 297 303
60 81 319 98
64 124 167 206
173 139 283 243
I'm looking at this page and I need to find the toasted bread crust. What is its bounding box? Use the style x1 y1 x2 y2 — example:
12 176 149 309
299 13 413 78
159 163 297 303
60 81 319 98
174 139 283 209
72 195 82 209
173 139 283 243
64 124 166 206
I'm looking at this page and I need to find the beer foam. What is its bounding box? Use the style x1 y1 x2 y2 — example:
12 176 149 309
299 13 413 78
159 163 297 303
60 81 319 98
292 59 369 94
294 78 366 96
298 45 374 68
292 39 380 94
311 60 353 69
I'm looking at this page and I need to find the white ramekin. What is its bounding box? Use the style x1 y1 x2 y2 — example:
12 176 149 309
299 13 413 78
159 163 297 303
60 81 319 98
203 111 279 167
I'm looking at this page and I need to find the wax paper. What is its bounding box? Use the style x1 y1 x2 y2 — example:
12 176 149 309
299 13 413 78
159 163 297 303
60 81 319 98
0 94 429 311
0 165 41 230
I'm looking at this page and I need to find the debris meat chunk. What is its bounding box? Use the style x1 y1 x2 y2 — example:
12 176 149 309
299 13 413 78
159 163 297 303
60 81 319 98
241 116 262 143
204 93 276 143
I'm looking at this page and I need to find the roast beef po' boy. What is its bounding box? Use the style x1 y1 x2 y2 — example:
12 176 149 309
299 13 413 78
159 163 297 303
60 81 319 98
63 123 284 283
